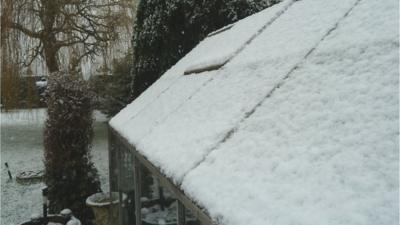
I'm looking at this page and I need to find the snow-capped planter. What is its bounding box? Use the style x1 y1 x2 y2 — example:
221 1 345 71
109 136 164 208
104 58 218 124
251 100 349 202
141 201 198 225
18 213 79 225
86 192 126 225
16 170 44 184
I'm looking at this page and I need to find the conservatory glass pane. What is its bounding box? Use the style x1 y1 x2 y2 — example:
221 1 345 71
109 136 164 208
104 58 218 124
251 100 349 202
118 145 135 225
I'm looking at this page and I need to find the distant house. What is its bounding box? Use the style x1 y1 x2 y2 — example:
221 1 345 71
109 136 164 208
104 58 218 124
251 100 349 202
108 0 398 225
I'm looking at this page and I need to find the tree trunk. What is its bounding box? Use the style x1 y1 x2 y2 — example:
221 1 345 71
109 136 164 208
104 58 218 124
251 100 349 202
41 0 59 73
44 40 59 73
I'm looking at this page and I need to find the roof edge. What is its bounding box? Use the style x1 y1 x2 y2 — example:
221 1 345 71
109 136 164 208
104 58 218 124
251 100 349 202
109 126 216 225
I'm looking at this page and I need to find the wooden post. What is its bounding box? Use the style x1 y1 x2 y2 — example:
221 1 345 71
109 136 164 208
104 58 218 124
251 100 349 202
177 201 186 225
5 162 12 180
134 156 142 225
116 140 125 225
42 187 48 219
108 126 117 191
159 186 165 211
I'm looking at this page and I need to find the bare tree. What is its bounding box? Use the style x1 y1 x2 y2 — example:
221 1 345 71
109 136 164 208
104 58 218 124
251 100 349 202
1 1 135 221
1 0 133 73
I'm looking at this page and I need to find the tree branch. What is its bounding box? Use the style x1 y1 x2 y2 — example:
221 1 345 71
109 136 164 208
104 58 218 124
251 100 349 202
6 22 42 39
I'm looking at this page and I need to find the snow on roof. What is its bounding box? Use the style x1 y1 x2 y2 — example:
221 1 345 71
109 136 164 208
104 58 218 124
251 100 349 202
111 0 399 224
183 0 294 74
110 0 293 132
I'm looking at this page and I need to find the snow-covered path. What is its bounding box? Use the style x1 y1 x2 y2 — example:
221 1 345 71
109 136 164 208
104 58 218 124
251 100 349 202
1 109 109 225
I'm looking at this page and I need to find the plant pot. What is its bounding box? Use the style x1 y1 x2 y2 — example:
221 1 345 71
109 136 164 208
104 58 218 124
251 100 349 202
86 192 125 225
16 170 44 185
141 201 199 225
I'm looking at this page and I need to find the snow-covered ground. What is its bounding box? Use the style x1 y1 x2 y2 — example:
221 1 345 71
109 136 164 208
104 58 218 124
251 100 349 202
1 109 109 225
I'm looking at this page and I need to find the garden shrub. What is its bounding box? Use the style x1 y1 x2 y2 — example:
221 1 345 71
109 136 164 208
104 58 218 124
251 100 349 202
44 72 101 225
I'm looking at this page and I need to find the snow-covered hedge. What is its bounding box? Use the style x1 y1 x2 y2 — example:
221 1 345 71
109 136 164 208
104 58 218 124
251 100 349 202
44 72 101 225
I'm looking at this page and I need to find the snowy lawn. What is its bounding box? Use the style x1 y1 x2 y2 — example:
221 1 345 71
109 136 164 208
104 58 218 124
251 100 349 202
1 109 109 225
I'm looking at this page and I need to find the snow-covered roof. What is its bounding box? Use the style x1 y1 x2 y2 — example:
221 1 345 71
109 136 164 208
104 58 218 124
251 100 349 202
110 0 399 224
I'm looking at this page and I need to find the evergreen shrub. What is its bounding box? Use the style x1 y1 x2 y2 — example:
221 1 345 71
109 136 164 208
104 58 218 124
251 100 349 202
44 72 101 225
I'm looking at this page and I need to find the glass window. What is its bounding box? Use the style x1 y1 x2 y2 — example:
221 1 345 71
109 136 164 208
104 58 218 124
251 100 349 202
117 145 135 225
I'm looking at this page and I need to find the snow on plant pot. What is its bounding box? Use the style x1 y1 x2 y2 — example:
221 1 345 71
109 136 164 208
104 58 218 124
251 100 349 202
141 201 198 225
16 170 44 185
86 192 126 225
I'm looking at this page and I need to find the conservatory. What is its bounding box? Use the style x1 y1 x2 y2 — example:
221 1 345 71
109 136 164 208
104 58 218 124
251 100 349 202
108 0 398 225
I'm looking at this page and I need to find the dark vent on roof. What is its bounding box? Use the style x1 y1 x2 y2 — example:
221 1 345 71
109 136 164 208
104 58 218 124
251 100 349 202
183 60 228 75
207 23 236 37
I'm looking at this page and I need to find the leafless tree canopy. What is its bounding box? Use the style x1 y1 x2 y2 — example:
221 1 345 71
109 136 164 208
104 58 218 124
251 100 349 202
1 0 133 73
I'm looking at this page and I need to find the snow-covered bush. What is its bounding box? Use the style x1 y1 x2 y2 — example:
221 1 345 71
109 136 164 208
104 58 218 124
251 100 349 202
44 72 101 225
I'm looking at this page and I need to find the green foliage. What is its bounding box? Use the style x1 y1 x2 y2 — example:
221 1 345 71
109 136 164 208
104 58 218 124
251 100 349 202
91 50 134 117
131 0 279 99
44 72 101 225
